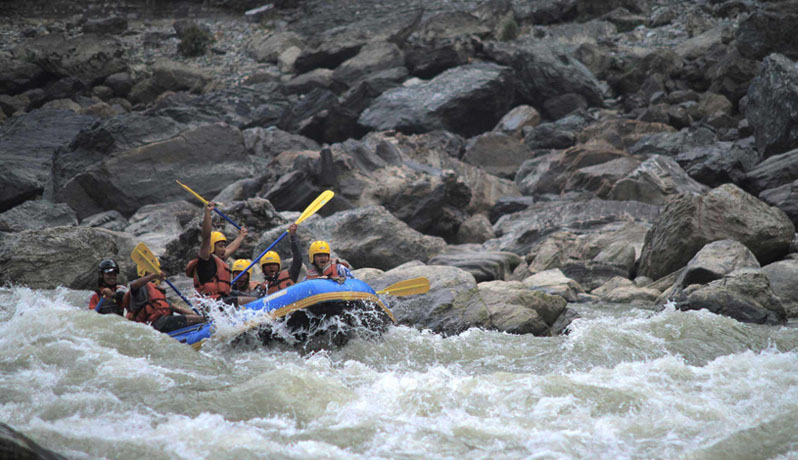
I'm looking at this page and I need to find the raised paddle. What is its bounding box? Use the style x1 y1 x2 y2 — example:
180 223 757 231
176 179 242 230
131 242 199 313
231 190 335 286
376 277 430 297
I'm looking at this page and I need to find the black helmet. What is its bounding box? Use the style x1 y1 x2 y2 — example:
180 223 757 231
98 259 119 274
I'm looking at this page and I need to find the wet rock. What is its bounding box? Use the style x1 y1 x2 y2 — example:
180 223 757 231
675 268 786 325
428 244 522 282
370 264 490 336
14 33 127 83
494 105 541 138
674 239 761 290
0 109 95 212
479 280 568 335
638 184 796 281
592 276 660 304
761 259 798 317
608 155 710 205
462 132 532 179
744 54 798 157
560 260 631 291
522 268 584 302
0 226 136 290
0 200 78 232
359 62 516 138
0 422 68 460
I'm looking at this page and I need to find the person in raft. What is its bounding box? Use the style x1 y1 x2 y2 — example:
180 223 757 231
88 259 128 315
185 201 257 307
231 258 259 296
257 223 302 296
125 267 205 333
302 240 353 283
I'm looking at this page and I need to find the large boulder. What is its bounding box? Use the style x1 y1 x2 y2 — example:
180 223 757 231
761 259 798 318
521 268 584 302
124 200 198 257
0 52 48 95
245 30 304 63
741 149 798 196
675 268 787 325
736 7 798 60
404 11 489 78
759 179 798 226
129 60 212 105
592 276 660 305
57 123 262 219
13 33 127 83
638 184 795 281
462 132 533 179
483 39 605 108
673 239 761 290
331 41 404 89
744 54 798 157
243 126 321 160
0 226 136 290
678 138 760 188
0 109 95 212
358 62 516 138
428 244 523 282
260 205 446 271
479 280 569 336
0 200 77 232
608 155 710 205
369 264 491 335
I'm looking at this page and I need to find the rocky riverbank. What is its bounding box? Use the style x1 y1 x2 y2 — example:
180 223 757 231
2 0 798 339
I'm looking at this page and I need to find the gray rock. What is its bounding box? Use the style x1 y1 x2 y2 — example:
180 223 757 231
593 241 636 274
82 16 128 35
454 214 496 244
592 276 660 305
124 200 198 257
462 132 533 179
404 11 489 78
0 422 67 460
243 126 320 159
428 244 523 282
522 268 584 302
608 154 710 205
332 41 404 89
283 68 335 94
679 137 760 188
13 33 127 82
0 200 77 232
359 62 516 138
560 260 631 291
493 105 541 138
638 184 796 281
744 54 798 157
370 264 490 336
736 7 798 60
675 268 786 325
129 60 212 105
0 109 95 212
245 30 304 63
741 149 798 196
57 123 261 219
479 280 568 336
567 156 642 198
759 179 798 226
523 111 592 150
80 210 128 232
674 239 761 290
0 226 136 290
761 259 798 317
0 52 47 95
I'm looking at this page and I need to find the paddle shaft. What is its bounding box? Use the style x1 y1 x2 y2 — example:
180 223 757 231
231 231 287 286
176 180 241 230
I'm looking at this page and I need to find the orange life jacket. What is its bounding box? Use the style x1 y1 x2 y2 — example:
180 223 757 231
304 259 350 280
261 269 295 295
124 283 172 324
185 255 232 298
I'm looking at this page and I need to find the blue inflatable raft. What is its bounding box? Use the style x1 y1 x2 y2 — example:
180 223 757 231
168 278 395 350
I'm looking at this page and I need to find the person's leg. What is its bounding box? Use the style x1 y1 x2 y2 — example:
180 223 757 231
152 315 187 333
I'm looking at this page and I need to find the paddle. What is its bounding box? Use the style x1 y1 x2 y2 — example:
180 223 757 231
131 242 200 314
231 190 335 286
176 179 242 230
376 277 430 297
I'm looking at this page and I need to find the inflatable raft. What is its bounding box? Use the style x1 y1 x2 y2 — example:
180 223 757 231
168 278 395 350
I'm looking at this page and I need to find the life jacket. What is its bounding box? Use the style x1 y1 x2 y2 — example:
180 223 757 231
124 283 172 325
89 284 125 315
185 255 231 298
304 259 350 280
261 269 295 295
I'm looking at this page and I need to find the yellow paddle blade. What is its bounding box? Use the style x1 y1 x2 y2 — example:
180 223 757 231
376 277 430 297
295 190 334 225
131 242 163 275
176 180 209 205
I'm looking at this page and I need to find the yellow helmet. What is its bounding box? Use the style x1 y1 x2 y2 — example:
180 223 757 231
210 231 227 250
232 259 253 276
260 251 281 271
308 240 330 263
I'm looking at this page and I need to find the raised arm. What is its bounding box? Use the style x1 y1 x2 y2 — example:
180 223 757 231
199 202 214 260
224 226 249 259
287 223 302 282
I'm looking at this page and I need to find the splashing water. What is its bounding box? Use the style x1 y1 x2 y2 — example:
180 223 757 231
2 286 798 459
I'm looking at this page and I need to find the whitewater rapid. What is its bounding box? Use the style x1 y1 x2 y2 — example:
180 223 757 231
2 286 797 459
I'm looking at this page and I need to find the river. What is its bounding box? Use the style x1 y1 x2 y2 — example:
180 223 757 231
2 286 798 459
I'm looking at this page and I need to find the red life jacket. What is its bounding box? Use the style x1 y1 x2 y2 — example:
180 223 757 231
185 255 232 298
261 269 295 295
89 284 125 315
304 259 350 280
124 283 172 324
